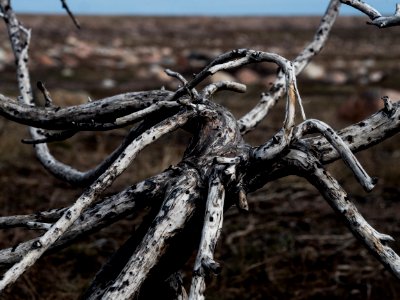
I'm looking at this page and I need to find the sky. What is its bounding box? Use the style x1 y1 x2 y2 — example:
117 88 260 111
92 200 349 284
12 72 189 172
11 0 398 16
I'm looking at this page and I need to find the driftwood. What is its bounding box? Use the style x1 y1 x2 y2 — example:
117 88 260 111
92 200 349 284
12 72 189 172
0 0 399 299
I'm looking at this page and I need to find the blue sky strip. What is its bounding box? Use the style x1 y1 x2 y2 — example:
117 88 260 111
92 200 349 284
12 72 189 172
12 0 396 16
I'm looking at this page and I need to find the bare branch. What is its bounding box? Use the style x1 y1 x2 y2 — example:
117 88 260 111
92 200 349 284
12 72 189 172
0 170 172 266
0 111 191 291
189 168 225 300
0 91 176 131
340 0 400 28
165 68 200 99
60 0 81 29
21 129 77 144
294 119 376 191
238 0 341 133
289 149 400 279
115 100 180 126
0 1 90 185
0 214 55 230
340 0 381 20
179 49 302 138
200 81 247 99
0 0 399 297
98 170 201 300
36 81 53 107
310 102 400 164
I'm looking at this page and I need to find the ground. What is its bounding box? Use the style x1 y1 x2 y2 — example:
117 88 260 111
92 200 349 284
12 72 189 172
0 15 399 299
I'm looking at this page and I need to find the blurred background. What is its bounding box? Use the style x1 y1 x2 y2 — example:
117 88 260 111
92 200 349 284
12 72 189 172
0 1 399 299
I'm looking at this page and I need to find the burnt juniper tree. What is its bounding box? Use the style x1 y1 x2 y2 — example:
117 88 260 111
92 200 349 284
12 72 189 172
0 0 399 299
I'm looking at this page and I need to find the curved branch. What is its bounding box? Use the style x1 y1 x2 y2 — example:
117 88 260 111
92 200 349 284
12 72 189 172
340 0 400 28
287 149 400 279
0 90 179 185
238 0 341 133
294 119 376 191
21 129 77 144
0 0 85 187
175 49 298 118
0 2 175 187
200 81 247 99
179 49 302 146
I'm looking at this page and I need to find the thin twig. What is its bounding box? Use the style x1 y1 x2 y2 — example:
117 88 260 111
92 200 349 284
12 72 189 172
200 81 246 99
36 81 53 107
60 0 81 29
165 69 200 99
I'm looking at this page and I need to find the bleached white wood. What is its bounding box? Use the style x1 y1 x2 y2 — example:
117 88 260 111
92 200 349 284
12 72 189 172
189 169 225 300
0 0 399 298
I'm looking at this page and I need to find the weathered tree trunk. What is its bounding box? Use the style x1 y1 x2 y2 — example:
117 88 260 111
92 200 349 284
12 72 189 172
0 0 399 299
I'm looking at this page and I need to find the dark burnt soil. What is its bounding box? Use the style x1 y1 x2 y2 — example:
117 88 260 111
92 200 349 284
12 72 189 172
0 15 399 299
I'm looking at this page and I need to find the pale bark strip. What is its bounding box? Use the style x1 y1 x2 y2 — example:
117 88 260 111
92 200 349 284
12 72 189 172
200 81 247 99
189 169 225 300
0 112 190 291
115 101 179 125
238 0 341 133
287 149 400 279
252 77 301 164
99 170 201 300
0 212 62 229
340 0 380 19
340 0 400 28
293 119 376 191
0 218 52 230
